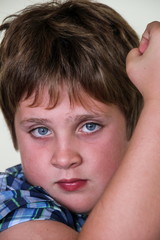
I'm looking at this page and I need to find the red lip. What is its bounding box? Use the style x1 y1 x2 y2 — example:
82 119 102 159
56 178 87 192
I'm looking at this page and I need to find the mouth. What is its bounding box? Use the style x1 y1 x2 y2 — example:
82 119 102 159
56 178 87 192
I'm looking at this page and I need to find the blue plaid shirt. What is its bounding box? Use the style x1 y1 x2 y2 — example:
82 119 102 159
0 164 87 232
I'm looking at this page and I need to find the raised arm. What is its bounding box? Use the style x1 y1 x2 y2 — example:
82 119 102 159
79 21 160 240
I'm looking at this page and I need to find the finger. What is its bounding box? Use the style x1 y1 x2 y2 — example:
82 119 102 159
139 23 150 54
126 48 140 65
126 48 140 80
139 21 160 54
139 37 149 54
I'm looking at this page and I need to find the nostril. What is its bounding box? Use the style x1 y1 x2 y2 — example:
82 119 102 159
50 151 82 169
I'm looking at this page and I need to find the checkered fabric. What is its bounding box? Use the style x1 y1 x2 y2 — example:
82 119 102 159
0 164 87 232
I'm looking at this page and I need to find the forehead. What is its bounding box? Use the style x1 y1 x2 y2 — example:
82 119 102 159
17 87 123 117
20 87 107 111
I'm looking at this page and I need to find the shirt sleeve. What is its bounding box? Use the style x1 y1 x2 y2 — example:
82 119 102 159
0 191 75 231
0 165 87 232
0 165 76 232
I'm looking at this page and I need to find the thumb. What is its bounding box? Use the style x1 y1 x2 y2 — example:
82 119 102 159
126 48 141 80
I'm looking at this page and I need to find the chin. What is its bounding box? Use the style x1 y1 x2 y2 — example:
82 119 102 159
59 199 94 214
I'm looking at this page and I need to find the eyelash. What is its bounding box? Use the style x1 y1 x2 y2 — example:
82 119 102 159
30 127 52 138
29 121 102 138
80 122 102 134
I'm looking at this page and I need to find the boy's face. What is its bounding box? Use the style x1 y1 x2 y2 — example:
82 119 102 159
15 88 128 213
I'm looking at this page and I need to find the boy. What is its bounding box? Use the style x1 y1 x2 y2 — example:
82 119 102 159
0 0 160 239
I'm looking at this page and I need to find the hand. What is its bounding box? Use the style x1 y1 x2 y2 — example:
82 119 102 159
126 21 160 102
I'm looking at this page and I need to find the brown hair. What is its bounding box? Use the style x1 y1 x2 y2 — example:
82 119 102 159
0 0 143 149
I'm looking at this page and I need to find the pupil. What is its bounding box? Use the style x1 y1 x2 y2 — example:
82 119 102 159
38 127 48 135
86 123 95 131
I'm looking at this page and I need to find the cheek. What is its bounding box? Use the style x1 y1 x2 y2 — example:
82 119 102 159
98 134 127 163
89 139 128 200
18 140 51 185
22 156 50 186
91 130 128 178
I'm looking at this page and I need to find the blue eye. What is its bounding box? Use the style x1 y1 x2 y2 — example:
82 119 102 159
31 127 51 137
81 122 101 133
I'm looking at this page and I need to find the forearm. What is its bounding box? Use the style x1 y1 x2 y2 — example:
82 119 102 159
79 101 160 240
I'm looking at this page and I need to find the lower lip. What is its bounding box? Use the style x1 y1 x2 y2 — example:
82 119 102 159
57 180 87 192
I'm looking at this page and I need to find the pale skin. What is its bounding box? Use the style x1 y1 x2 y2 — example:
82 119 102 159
14 90 128 214
1 21 160 240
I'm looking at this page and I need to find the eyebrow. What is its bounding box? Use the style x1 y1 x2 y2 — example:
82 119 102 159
19 113 108 126
66 113 106 122
20 118 53 126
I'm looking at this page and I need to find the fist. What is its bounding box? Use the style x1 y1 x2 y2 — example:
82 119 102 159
126 21 160 102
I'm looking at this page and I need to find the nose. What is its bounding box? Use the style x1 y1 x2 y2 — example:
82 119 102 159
51 145 82 169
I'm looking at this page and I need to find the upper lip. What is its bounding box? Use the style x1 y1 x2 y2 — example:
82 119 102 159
56 178 85 183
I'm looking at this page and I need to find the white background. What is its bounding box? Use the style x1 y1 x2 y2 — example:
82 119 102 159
0 0 160 171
